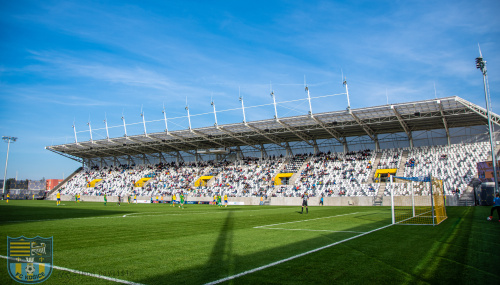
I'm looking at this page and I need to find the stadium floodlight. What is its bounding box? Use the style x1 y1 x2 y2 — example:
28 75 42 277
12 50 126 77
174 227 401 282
121 115 128 137
270 89 278 120
162 104 169 134
2 136 17 197
141 108 147 135
239 87 247 123
211 98 218 126
304 76 313 115
104 115 110 140
185 97 192 130
342 69 351 111
476 46 499 194
87 121 93 142
72 123 78 143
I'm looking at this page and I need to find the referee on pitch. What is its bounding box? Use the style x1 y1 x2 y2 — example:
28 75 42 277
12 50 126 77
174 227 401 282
301 192 309 214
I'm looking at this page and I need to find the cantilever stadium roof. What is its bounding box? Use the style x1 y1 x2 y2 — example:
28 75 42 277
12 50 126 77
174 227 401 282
46 96 500 161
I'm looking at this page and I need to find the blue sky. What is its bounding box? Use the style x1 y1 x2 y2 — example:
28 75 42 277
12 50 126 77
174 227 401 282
0 0 499 180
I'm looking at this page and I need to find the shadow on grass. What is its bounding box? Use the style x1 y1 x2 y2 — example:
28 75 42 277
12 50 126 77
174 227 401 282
138 209 392 285
0 204 128 224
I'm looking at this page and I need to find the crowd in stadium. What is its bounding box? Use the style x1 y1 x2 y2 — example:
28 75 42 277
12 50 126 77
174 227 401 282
58 141 490 199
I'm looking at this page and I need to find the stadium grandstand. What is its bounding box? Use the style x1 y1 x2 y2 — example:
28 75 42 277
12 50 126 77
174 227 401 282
45 96 500 206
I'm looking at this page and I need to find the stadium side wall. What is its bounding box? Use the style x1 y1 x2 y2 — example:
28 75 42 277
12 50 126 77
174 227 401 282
48 195 460 206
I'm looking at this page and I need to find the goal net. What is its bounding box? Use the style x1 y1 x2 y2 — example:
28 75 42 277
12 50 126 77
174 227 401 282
389 176 447 226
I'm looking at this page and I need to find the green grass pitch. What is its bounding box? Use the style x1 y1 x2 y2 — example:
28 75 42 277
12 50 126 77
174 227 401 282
0 200 499 284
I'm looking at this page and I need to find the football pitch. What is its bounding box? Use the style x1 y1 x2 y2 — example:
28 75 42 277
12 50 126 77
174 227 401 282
0 201 499 284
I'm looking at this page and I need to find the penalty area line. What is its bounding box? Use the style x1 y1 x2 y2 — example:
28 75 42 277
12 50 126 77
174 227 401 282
204 223 393 285
261 228 366 233
0 255 144 285
253 212 360 228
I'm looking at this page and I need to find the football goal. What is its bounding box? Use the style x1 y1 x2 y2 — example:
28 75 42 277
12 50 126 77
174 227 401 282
389 175 447 226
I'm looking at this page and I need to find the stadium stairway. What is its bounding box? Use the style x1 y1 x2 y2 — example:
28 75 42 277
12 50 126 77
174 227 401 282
457 187 475 206
269 157 290 186
208 166 225 187
395 150 409 177
486 143 500 161
197 166 214 187
373 183 385 206
369 152 383 182
263 197 271 205
288 156 312 186
48 166 83 196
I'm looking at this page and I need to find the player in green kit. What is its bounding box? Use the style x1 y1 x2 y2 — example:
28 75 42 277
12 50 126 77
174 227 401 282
104 194 107 206
217 194 222 208
179 192 185 209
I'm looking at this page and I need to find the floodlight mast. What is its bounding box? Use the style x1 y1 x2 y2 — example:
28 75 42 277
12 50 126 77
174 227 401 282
476 47 499 194
72 123 78 143
162 105 169 134
305 83 313 115
87 121 93 143
271 89 278 120
2 136 17 197
104 114 110 140
141 109 147 135
239 88 247 123
186 98 192 130
121 115 128 137
343 76 351 111
211 99 218 126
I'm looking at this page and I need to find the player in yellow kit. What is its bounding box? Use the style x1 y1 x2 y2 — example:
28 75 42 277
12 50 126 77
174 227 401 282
172 193 176 207
56 191 61 206
224 194 228 207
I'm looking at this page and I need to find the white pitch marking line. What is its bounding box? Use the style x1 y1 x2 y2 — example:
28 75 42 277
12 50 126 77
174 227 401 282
0 255 144 285
122 212 162 217
204 223 393 285
262 228 366 234
253 212 360 229
2 208 290 224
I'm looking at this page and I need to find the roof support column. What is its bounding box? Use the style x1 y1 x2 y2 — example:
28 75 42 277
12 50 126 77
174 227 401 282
260 144 267 160
158 152 166 163
392 105 414 149
313 139 319 155
89 158 98 168
176 151 184 164
285 142 293 157
195 152 203 164
437 100 451 146
349 110 379 151
100 157 108 168
236 146 244 160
